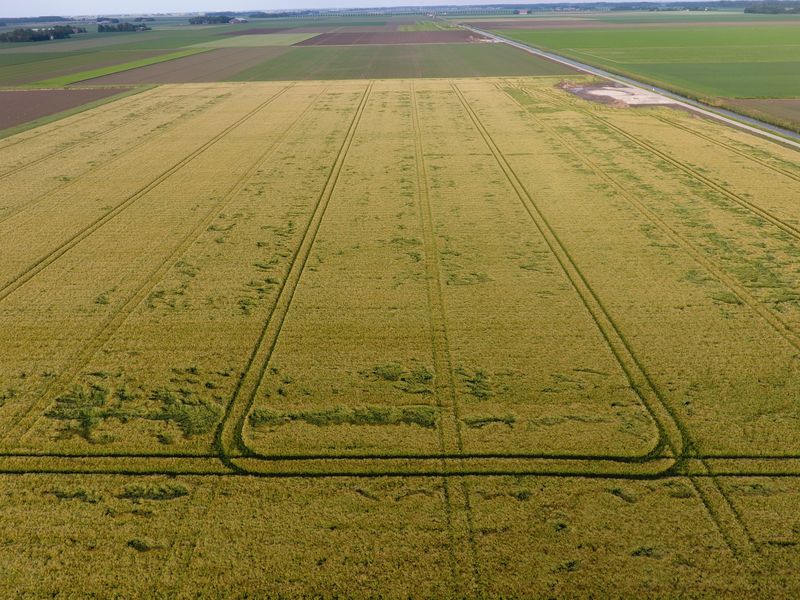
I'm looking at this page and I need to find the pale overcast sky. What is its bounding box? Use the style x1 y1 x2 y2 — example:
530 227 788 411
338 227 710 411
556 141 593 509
2 0 546 18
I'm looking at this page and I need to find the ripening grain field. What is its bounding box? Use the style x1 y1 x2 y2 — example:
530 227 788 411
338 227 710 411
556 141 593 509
1 78 800 596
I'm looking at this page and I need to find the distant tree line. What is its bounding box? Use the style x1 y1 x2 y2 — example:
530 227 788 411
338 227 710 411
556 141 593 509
98 22 151 32
0 25 85 42
745 0 800 12
134 17 155 22
0 16 67 24
248 11 298 18
188 15 232 24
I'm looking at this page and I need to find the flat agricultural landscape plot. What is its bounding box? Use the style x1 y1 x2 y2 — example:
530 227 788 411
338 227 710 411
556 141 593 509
82 47 292 84
294 30 488 45
192 32 319 48
228 44 575 80
0 87 126 131
0 49 170 86
728 98 800 125
1 77 800 595
487 17 800 130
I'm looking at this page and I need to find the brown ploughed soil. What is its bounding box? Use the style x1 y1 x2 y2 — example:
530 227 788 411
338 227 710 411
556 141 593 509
0 88 123 130
83 47 292 84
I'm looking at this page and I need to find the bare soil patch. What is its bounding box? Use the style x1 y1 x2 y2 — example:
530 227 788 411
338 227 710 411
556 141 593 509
0 88 124 130
295 31 488 46
560 81 677 107
83 47 292 84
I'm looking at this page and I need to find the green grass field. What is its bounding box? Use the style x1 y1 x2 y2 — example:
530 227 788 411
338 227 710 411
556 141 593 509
494 25 800 98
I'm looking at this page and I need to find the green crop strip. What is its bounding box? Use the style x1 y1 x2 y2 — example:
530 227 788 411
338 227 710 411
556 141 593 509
31 47 211 87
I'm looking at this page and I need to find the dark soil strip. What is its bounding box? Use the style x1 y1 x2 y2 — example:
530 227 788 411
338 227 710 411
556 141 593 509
295 31 488 46
84 47 292 84
0 88 125 131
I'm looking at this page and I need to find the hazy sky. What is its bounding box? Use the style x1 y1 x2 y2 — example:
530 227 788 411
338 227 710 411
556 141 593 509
3 0 543 18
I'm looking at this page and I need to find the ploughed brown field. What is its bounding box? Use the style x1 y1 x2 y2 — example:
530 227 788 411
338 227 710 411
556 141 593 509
295 31 488 45
83 48 292 85
0 88 124 131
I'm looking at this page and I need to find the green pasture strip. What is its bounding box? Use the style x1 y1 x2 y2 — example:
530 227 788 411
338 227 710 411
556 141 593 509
229 44 575 81
0 32 164 53
398 21 441 31
105 29 239 50
32 48 211 86
192 33 318 48
0 85 152 141
0 50 169 86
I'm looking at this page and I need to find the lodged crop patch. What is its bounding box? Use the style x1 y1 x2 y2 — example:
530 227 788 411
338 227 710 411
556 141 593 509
1 77 800 595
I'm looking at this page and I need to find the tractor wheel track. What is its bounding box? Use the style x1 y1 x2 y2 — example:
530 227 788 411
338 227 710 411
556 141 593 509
449 82 759 556
530 85 800 245
411 81 481 598
0 87 221 227
500 82 756 555
0 86 291 307
0 89 208 181
1 85 313 445
215 83 374 469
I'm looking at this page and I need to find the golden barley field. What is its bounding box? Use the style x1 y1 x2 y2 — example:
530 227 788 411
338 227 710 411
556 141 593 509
1 78 800 596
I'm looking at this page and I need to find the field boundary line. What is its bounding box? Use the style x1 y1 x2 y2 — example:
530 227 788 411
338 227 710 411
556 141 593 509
411 80 480 598
0 86 215 183
450 82 684 463
0 466 792 479
0 85 290 306
3 449 800 461
0 87 222 227
532 85 800 244
216 82 374 468
0 451 798 477
497 81 754 557
501 83 800 357
2 84 312 446
690 473 756 556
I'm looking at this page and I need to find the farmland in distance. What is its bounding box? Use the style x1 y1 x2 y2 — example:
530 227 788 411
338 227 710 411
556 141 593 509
1 75 800 595
474 12 800 131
